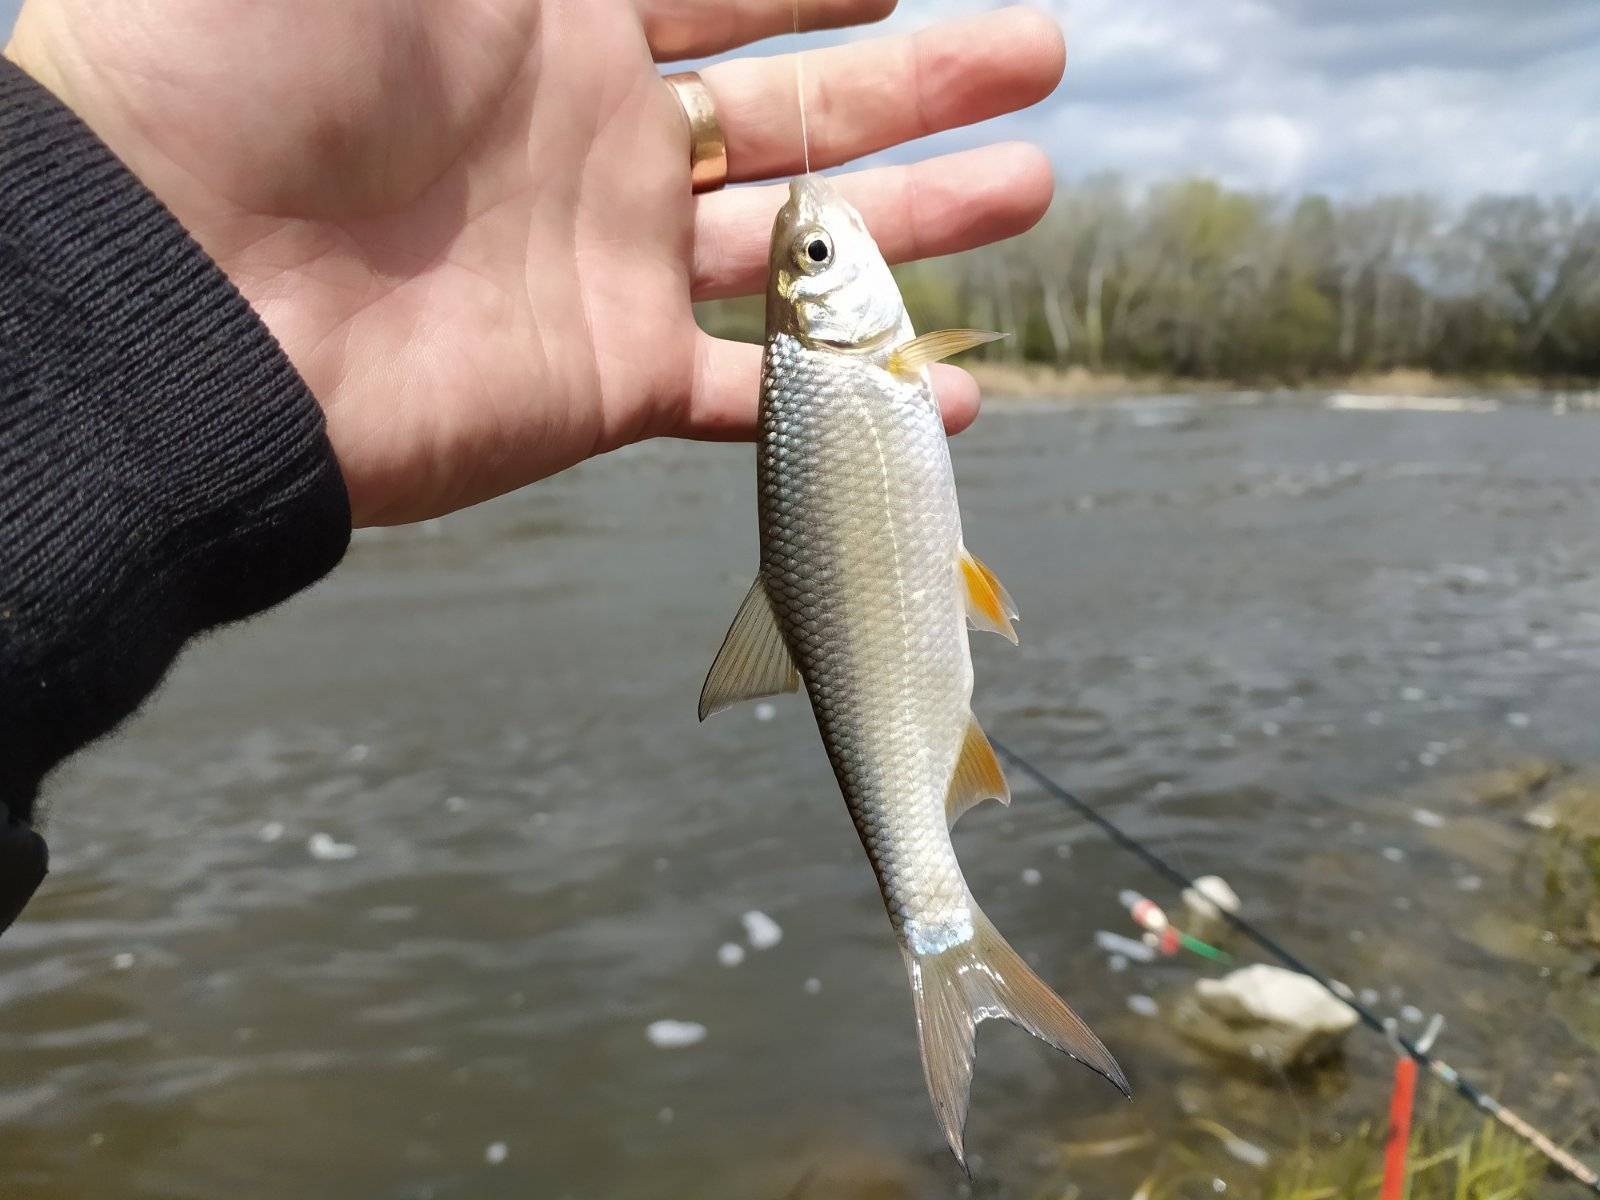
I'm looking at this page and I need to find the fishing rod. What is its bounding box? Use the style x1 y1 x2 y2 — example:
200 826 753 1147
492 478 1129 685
988 736 1600 1195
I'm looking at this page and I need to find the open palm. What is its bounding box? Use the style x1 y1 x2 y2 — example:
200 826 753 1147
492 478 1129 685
8 0 1065 524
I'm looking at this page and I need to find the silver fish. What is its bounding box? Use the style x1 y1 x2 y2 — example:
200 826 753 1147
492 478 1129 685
700 174 1128 1165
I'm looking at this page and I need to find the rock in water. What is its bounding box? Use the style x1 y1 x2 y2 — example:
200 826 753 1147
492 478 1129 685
1173 964 1357 1070
1453 759 1562 808
1523 773 1600 840
1181 875 1241 945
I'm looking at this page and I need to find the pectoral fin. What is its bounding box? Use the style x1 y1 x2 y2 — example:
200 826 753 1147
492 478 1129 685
946 715 1010 827
959 549 1019 643
888 329 1007 378
698 578 800 721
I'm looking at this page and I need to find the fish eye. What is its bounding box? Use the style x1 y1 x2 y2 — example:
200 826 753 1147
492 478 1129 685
795 230 833 270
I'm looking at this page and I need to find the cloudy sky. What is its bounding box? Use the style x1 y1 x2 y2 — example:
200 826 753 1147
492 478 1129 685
3 0 1595 199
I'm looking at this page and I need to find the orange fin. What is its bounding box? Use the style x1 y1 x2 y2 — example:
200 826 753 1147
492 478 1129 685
946 715 1011 827
887 329 1006 378
959 549 1019 643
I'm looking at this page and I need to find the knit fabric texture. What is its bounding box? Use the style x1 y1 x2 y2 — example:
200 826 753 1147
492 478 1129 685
0 59 351 931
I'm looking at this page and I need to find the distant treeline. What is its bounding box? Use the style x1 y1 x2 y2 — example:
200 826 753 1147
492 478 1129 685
700 177 1600 382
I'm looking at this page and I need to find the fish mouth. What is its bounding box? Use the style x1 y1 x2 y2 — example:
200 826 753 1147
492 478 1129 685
788 173 837 205
785 173 842 227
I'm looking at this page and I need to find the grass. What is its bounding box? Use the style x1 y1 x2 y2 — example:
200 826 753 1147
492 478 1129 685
1261 1105 1542 1200
1090 1083 1571 1200
1537 830 1600 951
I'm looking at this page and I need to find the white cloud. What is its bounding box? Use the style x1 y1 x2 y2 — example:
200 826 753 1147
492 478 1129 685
871 0 1600 199
1221 113 1309 190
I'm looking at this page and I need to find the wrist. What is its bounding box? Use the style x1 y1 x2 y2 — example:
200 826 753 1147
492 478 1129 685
5 10 77 121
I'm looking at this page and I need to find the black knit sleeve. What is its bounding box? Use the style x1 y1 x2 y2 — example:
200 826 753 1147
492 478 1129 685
0 59 351 930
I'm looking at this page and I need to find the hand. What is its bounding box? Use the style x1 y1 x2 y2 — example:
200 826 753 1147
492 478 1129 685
6 1 1065 525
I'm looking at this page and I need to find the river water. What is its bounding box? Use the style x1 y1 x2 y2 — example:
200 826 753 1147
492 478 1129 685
4 394 1598 1199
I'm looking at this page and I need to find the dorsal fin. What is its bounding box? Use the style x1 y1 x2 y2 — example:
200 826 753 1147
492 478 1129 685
698 578 800 721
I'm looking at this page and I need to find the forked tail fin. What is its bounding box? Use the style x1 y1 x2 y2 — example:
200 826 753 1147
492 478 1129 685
903 899 1130 1167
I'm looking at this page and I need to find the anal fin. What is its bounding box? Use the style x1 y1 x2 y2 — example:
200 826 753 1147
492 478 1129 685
959 549 1019 643
888 329 1007 378
698 578 800 721
946 716 1010 827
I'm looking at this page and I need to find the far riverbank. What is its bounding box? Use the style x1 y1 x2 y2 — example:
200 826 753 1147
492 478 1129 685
969 363 1600 402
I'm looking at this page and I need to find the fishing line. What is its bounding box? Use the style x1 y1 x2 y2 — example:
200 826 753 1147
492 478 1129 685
793 0 811 173
987 734 1600 1195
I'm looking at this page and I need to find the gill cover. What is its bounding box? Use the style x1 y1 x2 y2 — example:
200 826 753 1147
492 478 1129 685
765 174 910 350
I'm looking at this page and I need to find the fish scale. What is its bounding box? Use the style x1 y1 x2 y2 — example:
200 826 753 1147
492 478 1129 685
759 332 973 939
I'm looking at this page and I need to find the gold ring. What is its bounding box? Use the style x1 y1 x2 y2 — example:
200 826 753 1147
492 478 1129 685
663 71 728 194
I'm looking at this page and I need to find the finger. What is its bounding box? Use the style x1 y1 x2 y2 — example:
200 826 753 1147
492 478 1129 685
704 5 1066 182
692 142 1055 300
685 336 981 443
641 0 896 62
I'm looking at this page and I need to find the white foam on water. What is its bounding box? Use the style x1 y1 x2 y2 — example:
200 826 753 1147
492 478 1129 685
741 910 783 950
803 977 822 995
445 795 469 813
1381 846 1406 863
753 702 776 722
646 1020 707 1049
1412 809 1446 828
1327 393 1498 413
1020 868 1043 887
307 832 358 861
257 821 285 843
111 952 135 971
717 942 745 968
484 1142 508 1165
1095 931 1156 962
1126 994 1159 1018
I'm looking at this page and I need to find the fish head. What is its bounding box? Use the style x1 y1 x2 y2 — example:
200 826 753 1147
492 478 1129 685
766 174 910 350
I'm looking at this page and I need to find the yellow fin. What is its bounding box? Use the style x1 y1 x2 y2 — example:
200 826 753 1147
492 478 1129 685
698 578 800 721
887 329 1006 378
959 549 1019 643
946 715 1010 827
